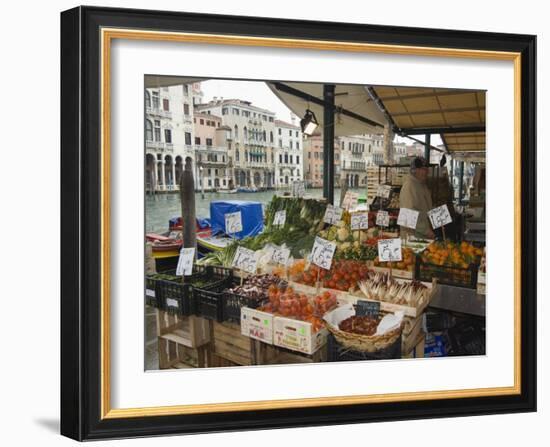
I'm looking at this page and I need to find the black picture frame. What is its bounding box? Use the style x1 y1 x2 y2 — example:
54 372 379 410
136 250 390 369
61 6 536 441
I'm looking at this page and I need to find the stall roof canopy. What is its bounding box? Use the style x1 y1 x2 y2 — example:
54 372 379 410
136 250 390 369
370 86 486 153
267 82 387 136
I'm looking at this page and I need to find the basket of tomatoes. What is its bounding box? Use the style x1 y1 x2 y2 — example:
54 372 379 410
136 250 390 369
291 260 371 293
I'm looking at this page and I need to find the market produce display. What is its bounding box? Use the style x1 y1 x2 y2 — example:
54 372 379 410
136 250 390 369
288 259 371 292
373 247 416 271
199 196 327 267
338 315 379 336
421 241 483 268
357 273 428 306
225 274 287 304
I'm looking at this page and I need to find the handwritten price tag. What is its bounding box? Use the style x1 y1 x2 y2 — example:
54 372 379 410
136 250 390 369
273 210 286 226
376 210 390 227
377 238 402 262
232 246 258 274
342 191 359 211
292 181 305 198
428 204 453 229
377 185 392 199
397 207 419 229
225 211 243 234
350 212 369 230
176 247 195 276
271 246 291 266
310 236 337 270
323 204 343 225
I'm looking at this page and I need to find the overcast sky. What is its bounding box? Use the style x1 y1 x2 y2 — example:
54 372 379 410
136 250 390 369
199 79 442 147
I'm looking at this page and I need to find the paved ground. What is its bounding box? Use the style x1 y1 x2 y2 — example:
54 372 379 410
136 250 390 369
145 305 158 370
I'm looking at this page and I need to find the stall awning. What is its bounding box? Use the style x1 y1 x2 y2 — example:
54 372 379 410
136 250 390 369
267 82 387 136
370 86 486 153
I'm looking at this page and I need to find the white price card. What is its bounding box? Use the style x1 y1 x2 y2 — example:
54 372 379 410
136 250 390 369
323 204 343 225
342 191 359 211
292 181 305 198
310 236 337 270
376 210 390 227
350 212 369 230
273 210 286 226
397 207 419 229
176 247 195 276
225 211 243 234
377 238 403 262
428 204 453 229
377 184 392 199
271 246 291 266
232 246 258 274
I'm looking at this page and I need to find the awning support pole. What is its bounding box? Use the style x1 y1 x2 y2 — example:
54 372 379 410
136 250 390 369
424 133 431 161
458 161 465 204
323 84 335 204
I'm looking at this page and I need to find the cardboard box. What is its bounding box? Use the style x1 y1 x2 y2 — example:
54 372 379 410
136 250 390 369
273 316 328 355
240 307 274 344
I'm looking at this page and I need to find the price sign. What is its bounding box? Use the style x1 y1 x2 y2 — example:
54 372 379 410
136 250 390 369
428 204 453 229
323 204 343 225
232 246 258 274
176 247 195 276
397 207 419 229
292 181 305 198
310 236 337 270
350 212 369 230
377 184 392 199
377 238 402 262
273 210 286 226
342 191 359 211
271 246 291 266
376 210 390 227
356 300 380 317
225 211 243 234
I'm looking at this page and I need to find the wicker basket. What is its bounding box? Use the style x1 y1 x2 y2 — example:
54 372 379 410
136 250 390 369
326 323 402 353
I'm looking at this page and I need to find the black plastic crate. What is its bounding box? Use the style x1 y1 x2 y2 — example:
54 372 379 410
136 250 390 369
145 270 180 308
158 265 232 316
327 333 402 362
223 290 268 322
193 276 236 322
415 258 478 289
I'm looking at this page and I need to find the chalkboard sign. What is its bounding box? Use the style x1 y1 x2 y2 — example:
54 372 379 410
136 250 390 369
356 300 380 317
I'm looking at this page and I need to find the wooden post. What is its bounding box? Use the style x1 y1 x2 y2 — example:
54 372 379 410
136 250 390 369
180 157 197 253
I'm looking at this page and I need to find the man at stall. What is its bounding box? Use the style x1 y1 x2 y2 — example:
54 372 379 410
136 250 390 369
399 157 434 239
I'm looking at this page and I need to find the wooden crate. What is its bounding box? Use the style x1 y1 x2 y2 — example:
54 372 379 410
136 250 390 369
402 316 425 354
211 321 254 366
402 333 426 359
156 309 211 348
250 340 327 365
158 336 208 369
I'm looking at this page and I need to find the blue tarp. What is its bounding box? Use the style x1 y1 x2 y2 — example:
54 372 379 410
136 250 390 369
210 200 263 239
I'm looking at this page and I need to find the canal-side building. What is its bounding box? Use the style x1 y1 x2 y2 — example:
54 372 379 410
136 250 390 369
193 112 233 191
303 134 341 188
145 83 201 193
274 118 304 187
195 98 277 189
339 135 368 188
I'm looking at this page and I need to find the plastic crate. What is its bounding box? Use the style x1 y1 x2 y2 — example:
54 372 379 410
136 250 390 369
158 265 232 316
223 290 268 322
193 277 236 322
145 270 180 308
415 258 478 289
326 333 402 362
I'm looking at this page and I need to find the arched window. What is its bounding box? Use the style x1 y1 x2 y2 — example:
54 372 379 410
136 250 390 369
145 119 153 141
236 151 240 161
270 131 274 143
234 125 239 139
145 90 151 108
263 130 267 142
245 150 248 162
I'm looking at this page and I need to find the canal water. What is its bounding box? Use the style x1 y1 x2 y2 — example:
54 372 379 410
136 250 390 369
145 188 366 233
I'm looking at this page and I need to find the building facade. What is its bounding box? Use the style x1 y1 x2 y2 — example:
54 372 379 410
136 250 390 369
193 112 233 191
144 83 200 192
274 119 304 187
195 98 277 189
303 134 341 188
